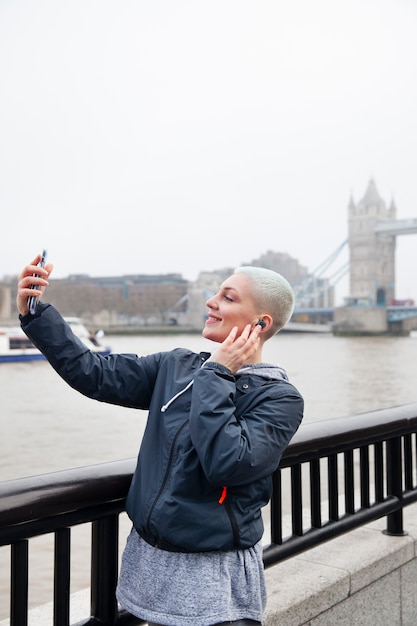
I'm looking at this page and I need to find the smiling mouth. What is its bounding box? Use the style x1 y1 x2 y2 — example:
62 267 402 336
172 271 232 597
206 314 221 324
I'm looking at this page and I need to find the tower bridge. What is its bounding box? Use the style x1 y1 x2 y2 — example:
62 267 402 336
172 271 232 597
170 179 416 334
293 178 417 334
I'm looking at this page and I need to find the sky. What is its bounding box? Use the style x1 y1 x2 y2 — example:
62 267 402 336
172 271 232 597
1 0 417 305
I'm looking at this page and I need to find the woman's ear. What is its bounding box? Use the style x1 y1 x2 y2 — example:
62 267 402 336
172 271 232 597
254 314 273 332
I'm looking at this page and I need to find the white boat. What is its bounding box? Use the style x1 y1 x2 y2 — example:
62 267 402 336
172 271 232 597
0 318 111 363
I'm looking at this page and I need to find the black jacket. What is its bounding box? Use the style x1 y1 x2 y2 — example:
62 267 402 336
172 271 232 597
21 303 304 551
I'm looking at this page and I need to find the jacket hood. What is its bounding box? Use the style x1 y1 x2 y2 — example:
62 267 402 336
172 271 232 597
236 362 289 381
161 361 288 413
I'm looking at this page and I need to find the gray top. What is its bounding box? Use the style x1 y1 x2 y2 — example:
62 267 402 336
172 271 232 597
116 528 266 626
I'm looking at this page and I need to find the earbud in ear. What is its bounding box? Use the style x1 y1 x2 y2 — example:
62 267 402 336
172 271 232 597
257 319 266 329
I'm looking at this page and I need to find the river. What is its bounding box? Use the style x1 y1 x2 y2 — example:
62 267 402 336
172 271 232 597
1 331 416 619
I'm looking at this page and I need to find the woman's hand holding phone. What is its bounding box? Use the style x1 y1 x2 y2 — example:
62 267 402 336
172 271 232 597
17 252 53 316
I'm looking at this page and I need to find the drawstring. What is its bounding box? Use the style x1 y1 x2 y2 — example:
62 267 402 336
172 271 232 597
161 380 194 413
160 356 207 413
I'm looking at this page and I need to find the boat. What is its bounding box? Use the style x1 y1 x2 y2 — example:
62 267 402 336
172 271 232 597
0 318 111 363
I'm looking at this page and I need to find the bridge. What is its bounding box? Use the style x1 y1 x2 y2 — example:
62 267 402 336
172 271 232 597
167 180 416 334
290 179 417 333
386 305 417 322
289 303 417 332
291 265 417 331
374 217 417 236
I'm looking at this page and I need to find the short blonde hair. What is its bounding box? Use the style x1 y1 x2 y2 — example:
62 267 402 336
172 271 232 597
234 266 294 334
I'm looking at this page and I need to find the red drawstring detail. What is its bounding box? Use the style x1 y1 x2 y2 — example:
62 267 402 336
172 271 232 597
218 486 227 504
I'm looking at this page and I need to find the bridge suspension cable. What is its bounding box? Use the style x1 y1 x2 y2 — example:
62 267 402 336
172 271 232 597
310 239 348 278
293 240 348 306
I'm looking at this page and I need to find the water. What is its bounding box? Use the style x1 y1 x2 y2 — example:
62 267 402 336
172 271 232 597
1 332 416 619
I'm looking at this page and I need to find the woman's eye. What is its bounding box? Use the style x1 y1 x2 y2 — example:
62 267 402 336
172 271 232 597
224 295 233 302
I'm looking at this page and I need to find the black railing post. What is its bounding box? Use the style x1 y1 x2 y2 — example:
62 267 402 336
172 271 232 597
344 450 354 514
374 441 384 502
11 540 29 626
90 515 119 625
328 454 339 521
291 465 303 536
54 527 71 626
360 445 370 508
310 458 322 528
403 434 414 490
270 469 282 544
385 436 406 536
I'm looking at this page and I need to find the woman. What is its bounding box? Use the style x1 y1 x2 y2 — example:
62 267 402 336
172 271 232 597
17 256 304 626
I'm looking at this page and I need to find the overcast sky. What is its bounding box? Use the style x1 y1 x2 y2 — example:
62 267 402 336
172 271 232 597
1 0 416 304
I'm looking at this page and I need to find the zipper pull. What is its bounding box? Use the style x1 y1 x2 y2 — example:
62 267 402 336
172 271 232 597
218 486 227 504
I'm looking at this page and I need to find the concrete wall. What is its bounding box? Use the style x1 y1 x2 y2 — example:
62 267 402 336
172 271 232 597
333 306 388 335
264 502 417 625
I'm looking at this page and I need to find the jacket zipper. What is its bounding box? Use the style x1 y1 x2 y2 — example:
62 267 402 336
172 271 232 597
218 486 240 547
146 419 188 529
222 494 240 548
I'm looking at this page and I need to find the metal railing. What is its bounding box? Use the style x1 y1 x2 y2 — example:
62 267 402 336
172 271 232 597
1 403 417 626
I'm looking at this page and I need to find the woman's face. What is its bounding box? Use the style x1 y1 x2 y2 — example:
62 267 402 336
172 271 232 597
202 273 260 343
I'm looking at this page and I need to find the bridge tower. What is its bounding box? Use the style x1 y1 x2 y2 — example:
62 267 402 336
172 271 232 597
348 178 396 306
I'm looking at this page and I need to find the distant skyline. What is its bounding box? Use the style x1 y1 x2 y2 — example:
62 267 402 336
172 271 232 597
1 1 416 306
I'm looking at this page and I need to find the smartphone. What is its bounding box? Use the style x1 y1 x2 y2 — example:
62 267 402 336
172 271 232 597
28 250 48 315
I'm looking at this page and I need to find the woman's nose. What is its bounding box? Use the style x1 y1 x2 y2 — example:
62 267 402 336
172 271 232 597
205 294 218 309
